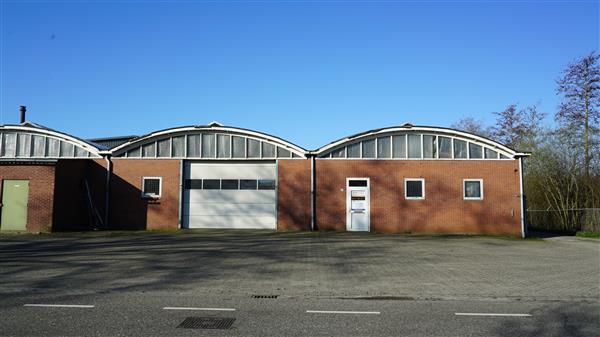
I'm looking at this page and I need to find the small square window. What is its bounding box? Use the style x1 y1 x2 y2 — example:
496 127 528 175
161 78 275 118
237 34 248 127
142 177 161 198
464 179 483 200
405 179 425 199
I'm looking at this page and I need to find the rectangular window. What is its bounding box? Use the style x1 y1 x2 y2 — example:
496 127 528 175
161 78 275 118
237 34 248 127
362 139 375 158
217 134 231 158
31 135 45 157
184 179 203 189
142 177 162 198
423 135 436 158
247 139 261 158
221 179 239 190
202 179 220 190
453 139 467 158
469 143 483 159
46 137 60 157
438 136 452 158
377 136 391 158
347 143 361 158
142 142 156 157
1 133 16 157
60 141 74 157
405 178 425 199
17 133 31 157
171 136 185 157
407 134 422 158
258 179 276 190
232 136 246 158
202 134 216 158
187 134 200 157
392 135 406 158
348 179 368 187
157 139 171 157
464 179 483 200
262 142 276 158
240 179 258 190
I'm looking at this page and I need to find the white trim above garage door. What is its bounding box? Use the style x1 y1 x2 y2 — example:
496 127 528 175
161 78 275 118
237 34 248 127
183 162 277 229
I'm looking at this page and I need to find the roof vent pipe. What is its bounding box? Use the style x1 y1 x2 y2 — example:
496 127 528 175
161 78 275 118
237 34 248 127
19 106 26 124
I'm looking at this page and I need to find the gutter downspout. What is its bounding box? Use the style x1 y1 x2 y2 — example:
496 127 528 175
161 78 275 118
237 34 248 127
104 155 112 229
310 155 316 231
519 157 526 238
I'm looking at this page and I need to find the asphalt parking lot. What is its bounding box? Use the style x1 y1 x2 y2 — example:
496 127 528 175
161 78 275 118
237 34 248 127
0 231 598 336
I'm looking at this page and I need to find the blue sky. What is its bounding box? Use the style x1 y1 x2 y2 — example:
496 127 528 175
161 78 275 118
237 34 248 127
0 0 598 149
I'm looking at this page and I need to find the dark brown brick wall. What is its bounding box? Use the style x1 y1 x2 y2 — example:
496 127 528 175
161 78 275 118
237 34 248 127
315 159 522 236
277 159 312 230
109 159 180 230
0 164 55 232
53 159 107 231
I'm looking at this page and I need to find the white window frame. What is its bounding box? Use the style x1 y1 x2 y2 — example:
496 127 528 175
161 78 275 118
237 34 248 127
141 176 162 199
404 178 425 200
463 179 483 200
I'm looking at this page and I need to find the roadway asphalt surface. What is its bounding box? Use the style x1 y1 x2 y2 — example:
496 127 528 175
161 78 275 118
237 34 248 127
0 231 598 336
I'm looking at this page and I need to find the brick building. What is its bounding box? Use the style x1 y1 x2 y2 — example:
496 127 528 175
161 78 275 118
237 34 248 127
0 122 528 236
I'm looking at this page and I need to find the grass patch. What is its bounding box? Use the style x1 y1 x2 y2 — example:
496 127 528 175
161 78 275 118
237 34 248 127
576 231 600 238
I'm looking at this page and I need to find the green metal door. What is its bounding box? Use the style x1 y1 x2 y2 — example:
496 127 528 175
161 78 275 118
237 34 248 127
0 180 29 231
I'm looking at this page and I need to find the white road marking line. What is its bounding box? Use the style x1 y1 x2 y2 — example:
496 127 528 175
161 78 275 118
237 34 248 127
163 307 236 311
306 310 380 315
455 313 532 317
24 304 95 308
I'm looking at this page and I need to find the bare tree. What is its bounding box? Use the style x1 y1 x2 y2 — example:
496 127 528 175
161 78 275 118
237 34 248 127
450 117 493 138
492 104 527 149
556 51 600 178
521 104 547 151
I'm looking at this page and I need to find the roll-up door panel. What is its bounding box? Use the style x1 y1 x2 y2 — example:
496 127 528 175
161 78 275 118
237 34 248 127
183 162 277 229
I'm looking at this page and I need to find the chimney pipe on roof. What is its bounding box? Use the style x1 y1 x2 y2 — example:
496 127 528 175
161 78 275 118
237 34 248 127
19 106 26 124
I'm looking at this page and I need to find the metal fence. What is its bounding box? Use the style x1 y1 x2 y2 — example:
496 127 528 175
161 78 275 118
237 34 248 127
527 208 600 232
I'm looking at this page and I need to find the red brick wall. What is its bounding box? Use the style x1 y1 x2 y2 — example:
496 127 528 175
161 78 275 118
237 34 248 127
315 160 522 236
277 159 312 230
109 159 180 230
0 164 55 232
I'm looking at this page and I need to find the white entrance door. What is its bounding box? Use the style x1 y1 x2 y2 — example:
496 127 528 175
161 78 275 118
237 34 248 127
346 178 370 232
183 162 277 229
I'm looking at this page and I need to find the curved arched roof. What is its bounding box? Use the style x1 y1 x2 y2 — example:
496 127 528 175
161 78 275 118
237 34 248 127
110 123 307 159
0 123 103 159
313 124 529 159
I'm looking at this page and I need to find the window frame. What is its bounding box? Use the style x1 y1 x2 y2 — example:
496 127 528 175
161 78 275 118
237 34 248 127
404 178 425 200
463 179 484 200
141 176 162 199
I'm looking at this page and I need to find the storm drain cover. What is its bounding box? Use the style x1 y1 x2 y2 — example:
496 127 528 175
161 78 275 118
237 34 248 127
177 317 235 329
252 295 278 298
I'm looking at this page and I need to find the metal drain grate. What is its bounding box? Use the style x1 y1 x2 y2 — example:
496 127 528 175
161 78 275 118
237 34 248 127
177 317 235 329
252 295 278 299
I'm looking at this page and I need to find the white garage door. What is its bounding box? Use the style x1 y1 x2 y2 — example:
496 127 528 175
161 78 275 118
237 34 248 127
183 162 277 229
